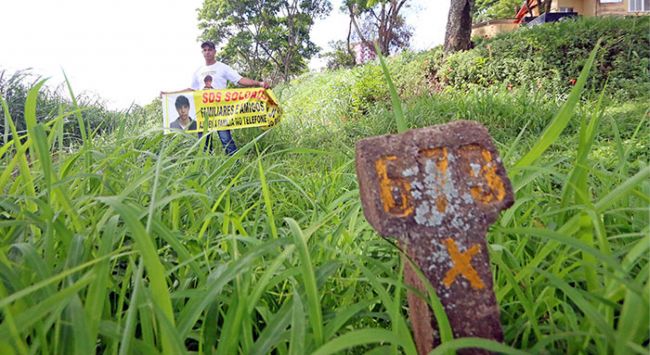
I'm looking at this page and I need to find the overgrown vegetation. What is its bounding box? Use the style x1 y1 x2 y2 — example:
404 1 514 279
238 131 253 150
320 16 649 109
0 69 142 148
442 16 650 98
0 16 648 354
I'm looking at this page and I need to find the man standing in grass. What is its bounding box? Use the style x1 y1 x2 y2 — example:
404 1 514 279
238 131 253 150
162 40 270 155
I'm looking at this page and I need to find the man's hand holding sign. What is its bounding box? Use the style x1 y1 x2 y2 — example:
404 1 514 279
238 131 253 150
355 120 514 355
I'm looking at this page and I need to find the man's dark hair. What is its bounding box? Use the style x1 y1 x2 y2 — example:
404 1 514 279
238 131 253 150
201 41 216 50
175 95 190 109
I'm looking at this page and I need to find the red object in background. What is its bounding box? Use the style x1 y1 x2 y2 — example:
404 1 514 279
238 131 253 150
515 0 539 24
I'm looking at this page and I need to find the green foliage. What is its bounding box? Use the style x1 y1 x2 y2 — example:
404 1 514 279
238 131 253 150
1 15 649 355
350 64 390 115
376 42 408 133
3 61 648 353
280 49 431 122
281 17 648 129
271 45 649 353
198 0 332 82
389 50 433 99
447 16 650 99
0 69 140 148
473 0 521 23
436 49 565 95
321 40 356 70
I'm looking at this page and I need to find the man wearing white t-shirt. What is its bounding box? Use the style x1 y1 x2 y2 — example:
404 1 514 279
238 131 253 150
162 40 270 155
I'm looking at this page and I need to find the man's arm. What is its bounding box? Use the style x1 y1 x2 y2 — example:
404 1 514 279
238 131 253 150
238 77 270 89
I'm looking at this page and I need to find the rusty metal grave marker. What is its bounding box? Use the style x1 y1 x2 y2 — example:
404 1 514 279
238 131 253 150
355 120 514 355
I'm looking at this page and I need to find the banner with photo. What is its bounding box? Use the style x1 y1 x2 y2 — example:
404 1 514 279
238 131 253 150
162 88 282 133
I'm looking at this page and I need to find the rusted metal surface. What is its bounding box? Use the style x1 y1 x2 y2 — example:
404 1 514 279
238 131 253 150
403 248 434 355
355 120 514 354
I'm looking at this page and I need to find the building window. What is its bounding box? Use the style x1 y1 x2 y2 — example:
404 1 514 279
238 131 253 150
629 0 650 11
559 7 574 12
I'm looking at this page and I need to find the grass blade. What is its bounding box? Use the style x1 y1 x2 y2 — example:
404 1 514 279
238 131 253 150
614 286 649 355
250 302 292 355
538 269 615 344
118 259 143 355
84 215 119 344
258 148 278 239
429 337 530 355
0 274 95 339
97 198 176 354
62 70 89 146
286 218 324 347
312 329 410 355
514 40 601 169
375 42 407 133
176 239 287 336
289 289 306 355
216 293 246 355
66 295 93 355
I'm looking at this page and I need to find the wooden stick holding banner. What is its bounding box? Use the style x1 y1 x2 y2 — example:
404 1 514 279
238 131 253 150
161 87 282 133
355 120 515 355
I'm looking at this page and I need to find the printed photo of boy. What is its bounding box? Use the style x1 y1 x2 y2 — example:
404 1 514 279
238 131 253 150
169 95 197 131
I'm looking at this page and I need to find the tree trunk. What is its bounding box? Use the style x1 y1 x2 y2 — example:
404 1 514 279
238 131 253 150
282 2 297 82
346 18 357 65
444 0 474 53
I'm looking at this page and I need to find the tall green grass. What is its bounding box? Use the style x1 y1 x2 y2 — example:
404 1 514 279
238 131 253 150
1 42 648 355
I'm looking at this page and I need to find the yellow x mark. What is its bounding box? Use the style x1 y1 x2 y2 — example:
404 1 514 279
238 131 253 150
443 238 485 290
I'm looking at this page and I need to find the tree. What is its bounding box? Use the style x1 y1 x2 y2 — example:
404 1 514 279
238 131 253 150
198 0 331 83
444 0 474 53
321 40 356 70
343 0 412 58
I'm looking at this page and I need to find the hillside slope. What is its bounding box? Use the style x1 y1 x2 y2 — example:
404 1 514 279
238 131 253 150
0 15 648 355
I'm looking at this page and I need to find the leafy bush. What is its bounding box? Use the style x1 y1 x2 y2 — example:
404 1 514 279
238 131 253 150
349 64 389 115
390 49 433 100
282 16 648 127
335 49 432 117
437 16 650 99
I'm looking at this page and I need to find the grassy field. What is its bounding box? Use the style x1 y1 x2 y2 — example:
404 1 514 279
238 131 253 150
1 31 649 355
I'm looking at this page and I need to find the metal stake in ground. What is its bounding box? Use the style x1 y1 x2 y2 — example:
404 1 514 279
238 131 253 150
355 120 514 355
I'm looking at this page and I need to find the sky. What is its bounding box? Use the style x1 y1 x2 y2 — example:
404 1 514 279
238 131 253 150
1 0 449 110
